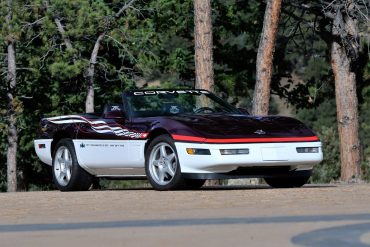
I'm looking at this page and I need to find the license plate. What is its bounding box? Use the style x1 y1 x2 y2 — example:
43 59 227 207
261 147 289 161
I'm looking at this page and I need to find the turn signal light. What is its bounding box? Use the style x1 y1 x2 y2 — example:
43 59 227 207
186 148 211 155
296 147 319 153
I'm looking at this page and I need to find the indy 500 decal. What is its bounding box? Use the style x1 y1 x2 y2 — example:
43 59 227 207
47 115 147 139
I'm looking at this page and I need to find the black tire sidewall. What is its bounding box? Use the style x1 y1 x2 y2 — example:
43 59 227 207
145 135 184 190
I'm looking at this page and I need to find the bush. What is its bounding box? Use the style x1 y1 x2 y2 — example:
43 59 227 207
311 126 340 183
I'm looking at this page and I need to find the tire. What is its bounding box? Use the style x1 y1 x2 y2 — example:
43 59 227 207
145 135 185 190
264 175 310 188
52 138 93 191
184 179 206 190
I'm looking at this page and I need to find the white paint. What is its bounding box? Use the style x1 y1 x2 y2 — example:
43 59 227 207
175 141 323 173
34 139 53 166
261 147 289 161
73 139 147 169
35 138 322 177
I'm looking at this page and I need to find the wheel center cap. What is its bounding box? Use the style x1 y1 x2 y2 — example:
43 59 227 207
159 159 167 167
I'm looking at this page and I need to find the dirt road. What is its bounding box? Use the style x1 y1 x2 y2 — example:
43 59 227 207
1 184 370 247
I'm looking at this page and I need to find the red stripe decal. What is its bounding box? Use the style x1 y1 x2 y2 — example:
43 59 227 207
172 135 319 143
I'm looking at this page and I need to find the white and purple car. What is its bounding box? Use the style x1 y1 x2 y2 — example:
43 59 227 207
34 89 323 191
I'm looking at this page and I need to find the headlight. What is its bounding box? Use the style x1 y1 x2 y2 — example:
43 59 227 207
186 148 211 155
220 149 249 155
296 147 319 153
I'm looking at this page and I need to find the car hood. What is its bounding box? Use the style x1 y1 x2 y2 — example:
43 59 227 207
168 114 316 139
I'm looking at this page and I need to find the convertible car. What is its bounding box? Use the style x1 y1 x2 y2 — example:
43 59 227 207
34 89 323 191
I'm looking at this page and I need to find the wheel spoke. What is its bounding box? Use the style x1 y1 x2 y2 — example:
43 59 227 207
160 145 167 158
158 168 165 183
59 170 66 180
152 160 159 167
167 153 175 162
64 148 69 161
66 168 71 181
65 160 72 169
166 165 175 177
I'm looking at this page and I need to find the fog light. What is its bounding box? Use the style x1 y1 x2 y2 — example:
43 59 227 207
186 148 211 155
220 149 249 155
296 147 319 153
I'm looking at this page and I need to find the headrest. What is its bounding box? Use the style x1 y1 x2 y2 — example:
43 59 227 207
103 104 124 118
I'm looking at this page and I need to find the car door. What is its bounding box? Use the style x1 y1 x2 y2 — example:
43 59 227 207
74 104 147 169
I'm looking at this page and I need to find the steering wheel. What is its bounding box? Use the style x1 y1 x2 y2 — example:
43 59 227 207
194 107 215 113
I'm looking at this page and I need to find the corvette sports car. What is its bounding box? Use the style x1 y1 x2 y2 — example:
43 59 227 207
34 89 323 191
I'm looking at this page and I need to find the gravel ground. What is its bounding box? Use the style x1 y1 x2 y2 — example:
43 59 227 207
1 184 370 247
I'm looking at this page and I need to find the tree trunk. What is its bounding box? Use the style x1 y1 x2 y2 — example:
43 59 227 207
331 11 361 182
194 0 217 186
44 1 73 50
85 33 105 113
194 0 214 92
84 1 136 113
54 18 73 50
252 0 282 115
6 0 17 192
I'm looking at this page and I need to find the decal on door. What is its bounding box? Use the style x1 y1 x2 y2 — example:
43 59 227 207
47 115 148 139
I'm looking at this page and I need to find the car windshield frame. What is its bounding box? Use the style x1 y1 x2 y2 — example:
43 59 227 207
123 89 243 118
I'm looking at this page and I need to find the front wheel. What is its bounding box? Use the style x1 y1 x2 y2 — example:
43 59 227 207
52 138 93 191
264 175 310 188
145 135 185 190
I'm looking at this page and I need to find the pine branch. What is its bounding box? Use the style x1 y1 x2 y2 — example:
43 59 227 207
114 0 137 19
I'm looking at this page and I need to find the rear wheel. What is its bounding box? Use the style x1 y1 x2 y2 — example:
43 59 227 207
52 139 93 191
145 135 185 190
264 175 310 188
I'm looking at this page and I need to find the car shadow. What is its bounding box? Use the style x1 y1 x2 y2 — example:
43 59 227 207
95 184 336 191
197 184 336 191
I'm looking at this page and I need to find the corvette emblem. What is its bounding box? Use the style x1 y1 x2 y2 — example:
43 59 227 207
254 129 266 135
170 105 180 114
111 105 121 111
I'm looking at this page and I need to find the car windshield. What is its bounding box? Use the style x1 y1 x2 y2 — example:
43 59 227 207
126 90 241 118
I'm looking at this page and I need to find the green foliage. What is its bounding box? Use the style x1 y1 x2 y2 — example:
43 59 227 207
312 127 341 183
213 0 263 98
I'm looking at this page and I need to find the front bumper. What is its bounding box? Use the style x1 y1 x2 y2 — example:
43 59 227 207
175 141 323 174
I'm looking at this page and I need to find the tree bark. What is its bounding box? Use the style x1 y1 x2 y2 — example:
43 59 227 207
194 0 214 92
252 0 282 115
44 1 73 50
54 18 73 50
331 10 361 182
6 0 18 192
85 33 105 113
194 0 217 186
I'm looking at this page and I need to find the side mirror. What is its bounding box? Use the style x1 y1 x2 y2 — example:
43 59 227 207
102 104 125 119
